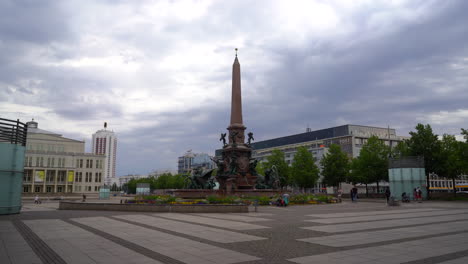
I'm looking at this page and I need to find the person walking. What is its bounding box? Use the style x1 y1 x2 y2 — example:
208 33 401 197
385 187 391 203
82 194 86 202
34 195 40 204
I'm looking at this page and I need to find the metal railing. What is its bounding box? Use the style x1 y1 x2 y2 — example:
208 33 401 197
0 118 28 146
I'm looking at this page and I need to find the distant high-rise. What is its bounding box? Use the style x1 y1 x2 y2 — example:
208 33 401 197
92 123 117 185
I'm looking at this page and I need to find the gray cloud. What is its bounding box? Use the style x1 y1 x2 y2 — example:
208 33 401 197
1 0 468 175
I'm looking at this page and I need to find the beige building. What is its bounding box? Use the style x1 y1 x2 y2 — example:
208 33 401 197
22 120 105 194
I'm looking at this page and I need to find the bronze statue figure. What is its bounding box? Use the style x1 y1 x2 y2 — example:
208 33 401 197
220 133 227 146
247 132 254 145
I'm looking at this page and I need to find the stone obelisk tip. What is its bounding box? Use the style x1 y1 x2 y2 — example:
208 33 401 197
230 51 243 126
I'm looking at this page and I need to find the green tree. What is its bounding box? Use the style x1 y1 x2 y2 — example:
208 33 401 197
348 136 390 196
255 162 267 176
392 140 410 158
406 123 442 174
265 149 290 187
291 146 320 191
406 124 442 198
462 128 468 142
439 134 468 197
320 144 349 189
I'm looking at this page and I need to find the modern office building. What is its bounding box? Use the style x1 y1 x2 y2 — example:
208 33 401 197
217 124 406 162
177 150 214 174
92 124 117 186
215 124 407 192
251 125 406 160
22 120 105 194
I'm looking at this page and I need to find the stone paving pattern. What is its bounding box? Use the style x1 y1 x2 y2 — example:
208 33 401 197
1 200 468 263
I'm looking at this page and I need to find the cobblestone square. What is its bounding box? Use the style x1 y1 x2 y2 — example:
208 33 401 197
1 200 468 264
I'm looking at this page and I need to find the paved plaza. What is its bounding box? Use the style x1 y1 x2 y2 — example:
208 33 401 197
1 200 468 263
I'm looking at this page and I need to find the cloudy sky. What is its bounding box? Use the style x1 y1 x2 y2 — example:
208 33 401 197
1 0 467 176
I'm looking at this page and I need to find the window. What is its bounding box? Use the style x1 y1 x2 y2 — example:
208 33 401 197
57 186 63 192
78 159 83 168
46 171 55 182
76 172 83 182
58 158 61 167
40 157 44 167
57 171 66 182
94 186 99 191
23 170 33 182
46 186 52 193
89 160 93 168
28 157 32 167
36 157 40 167
85 172 92 182
23 186 30 193
35 186 41 193
94 172 102 183
61 158 65 167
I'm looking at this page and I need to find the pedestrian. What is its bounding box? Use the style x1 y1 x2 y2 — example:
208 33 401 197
34 195 39 204
351 186 358 202
385 187 391 203
82 194 86 202
282 193 290 206
337 188 343 203
416 187 422 203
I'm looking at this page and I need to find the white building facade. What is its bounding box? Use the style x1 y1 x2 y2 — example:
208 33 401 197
23 120 105 194
92 126 117 186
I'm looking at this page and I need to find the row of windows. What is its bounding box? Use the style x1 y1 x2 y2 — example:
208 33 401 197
77 159 103 169
25 157 104 169
24 156 74 168
27 144 66 152
23 170 103 183
75 172 102 183
74 186 100 192
23 185 98 193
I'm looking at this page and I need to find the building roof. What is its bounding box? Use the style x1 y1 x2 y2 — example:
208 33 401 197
250 125 350 150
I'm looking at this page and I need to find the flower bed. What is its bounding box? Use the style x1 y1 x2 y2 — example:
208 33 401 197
127 194 339 205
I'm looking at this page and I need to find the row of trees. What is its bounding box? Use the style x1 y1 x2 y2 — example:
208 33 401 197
122 173 186 194
257 124 468 195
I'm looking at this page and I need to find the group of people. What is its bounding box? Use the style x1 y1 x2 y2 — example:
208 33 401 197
276 193 290 206
385 186 423 204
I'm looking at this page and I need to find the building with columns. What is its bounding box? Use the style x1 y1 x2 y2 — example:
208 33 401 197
92 124 117 186
22 120 105 194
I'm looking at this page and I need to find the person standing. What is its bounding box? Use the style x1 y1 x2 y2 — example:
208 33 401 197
385 187 391 203
416 187 422 203
351 186 358 202
282 193 290 206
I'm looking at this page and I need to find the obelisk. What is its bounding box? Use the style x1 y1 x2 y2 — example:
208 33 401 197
228 48 246 144
216 49 256 191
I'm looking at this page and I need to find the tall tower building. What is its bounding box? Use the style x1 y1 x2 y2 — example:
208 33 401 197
92 123 117 185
